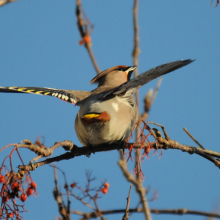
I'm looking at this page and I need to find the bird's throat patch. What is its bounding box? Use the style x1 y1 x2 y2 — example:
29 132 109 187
81 111 110 124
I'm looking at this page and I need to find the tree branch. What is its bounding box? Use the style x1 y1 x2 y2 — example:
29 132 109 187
70 208 220 219
1 131 220 177
131 1 151 219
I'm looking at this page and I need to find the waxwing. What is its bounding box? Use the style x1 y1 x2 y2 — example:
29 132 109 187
0 59 194 146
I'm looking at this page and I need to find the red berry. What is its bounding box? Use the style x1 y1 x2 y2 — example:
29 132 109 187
79 40 84 45
2 196 9 203
101 188 108 194
145 147 150 154
8 213 13 218
83 35 91 43
70 183 76 188
0 175 5 183
20 193 27 202
104 183 110 188
26 187 34 196
11 181 19 190
30 181 37 189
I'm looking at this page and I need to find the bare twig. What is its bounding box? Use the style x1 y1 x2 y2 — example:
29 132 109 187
132 0 140 142
150 77 163 105
132 0 141 113
53 163 70 220
122 184 132 220
71 207 220 219
51 164 71 215
148 121 170 140
183 127 204 149
76 0 100 74
118 151 151 220
1 140 73 163
69 191 95 210
140 78 163 121
183 127 220 170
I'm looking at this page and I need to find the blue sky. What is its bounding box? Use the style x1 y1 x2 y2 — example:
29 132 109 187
0 1 220 219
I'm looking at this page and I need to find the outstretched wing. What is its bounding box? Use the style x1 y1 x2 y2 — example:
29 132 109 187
101 59 194 99
0 86 91 104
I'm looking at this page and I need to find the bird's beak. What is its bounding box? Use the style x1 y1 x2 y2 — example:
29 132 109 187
127 66 137 80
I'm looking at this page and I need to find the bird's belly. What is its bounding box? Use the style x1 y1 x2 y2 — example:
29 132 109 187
75 97 137 146
84 122 112 145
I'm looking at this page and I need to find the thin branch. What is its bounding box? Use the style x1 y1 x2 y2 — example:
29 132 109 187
71 208 220 219
132 0 141 113
183 127 220 168
76 0 100 74
140 78 163 121
122 184 132 220
150 77 163 105
131 2 151 219
52 163 70 220
183 127 204 149
148 121 170 140
118 151 151 220
69 191 95 210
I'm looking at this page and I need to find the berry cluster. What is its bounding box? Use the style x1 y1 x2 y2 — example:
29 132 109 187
0 171 38 219
101 183 110 194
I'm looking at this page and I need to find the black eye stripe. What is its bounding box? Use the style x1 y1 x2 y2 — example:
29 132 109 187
115 67 127 71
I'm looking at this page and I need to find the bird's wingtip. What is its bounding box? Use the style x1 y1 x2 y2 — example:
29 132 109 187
184 58 196 63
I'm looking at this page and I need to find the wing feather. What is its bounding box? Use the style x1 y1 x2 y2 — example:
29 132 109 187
101 59 194 99
0 87 91 104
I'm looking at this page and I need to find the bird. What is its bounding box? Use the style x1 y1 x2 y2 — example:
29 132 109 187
0 59 194 146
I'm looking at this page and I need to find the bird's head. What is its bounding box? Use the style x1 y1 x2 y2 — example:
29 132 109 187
90 65 137 87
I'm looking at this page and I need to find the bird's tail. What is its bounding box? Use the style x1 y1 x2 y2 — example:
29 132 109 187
0 86 77 104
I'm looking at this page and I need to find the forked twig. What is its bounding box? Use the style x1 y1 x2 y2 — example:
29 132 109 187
148 121 170 140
